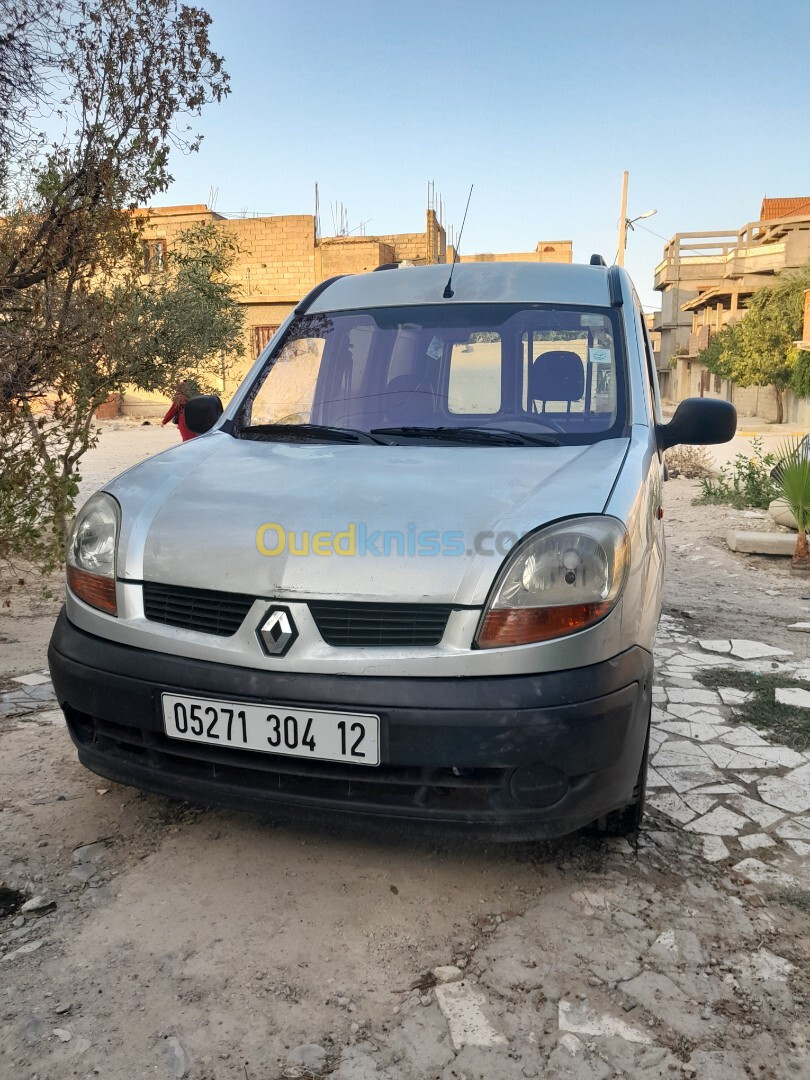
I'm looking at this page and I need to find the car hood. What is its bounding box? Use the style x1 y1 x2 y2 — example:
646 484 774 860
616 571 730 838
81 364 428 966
108 432 630 606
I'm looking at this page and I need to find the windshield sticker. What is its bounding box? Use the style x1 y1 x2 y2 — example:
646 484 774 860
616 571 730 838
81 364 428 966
426 336 444 362
589 347 612 365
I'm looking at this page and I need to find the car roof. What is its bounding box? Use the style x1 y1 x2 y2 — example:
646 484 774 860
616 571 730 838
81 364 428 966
306 261 617 313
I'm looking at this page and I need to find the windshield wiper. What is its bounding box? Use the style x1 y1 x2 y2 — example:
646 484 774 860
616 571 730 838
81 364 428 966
370 426 559 446
240 423 387 445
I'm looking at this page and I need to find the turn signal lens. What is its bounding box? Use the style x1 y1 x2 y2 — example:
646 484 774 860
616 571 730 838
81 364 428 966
478 602 614 648
476 516 628 648
66 565 117 615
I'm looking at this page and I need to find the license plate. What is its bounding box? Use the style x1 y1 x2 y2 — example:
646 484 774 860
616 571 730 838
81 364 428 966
161 693 380 766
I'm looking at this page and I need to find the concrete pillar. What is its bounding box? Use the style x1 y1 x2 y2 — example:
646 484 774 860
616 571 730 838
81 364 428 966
716 301 723 331
425 209 439 265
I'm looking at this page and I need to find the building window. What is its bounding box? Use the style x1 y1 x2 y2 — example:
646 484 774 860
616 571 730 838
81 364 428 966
142 239 166 272
253 325 280 357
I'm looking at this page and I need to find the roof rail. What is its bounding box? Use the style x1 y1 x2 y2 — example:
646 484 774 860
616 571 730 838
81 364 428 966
589 254 606 266
294 275 346 316
373 262 399 272
607 265 624 308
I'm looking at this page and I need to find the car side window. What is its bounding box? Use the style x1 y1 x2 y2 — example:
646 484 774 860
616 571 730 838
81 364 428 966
643 322 663 425
633 296 661 426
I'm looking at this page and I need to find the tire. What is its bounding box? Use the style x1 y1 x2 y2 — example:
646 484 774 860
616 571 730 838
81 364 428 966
593 707 650 837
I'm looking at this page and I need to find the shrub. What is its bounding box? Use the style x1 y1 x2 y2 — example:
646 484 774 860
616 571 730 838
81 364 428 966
697 437 779 509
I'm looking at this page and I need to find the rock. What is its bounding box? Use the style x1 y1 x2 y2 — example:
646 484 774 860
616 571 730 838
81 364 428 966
160 1036 190 1078
432 965 463 984
72 842 107 864
768 497 797 530
12 916 24 929
21 896 56 917
287 1043 327 1070
726 531 795 556
2 939 45 962
53 1028 72 1042
54 1002 72 1015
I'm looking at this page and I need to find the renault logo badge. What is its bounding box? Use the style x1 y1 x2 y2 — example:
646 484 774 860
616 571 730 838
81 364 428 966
257 606 297 657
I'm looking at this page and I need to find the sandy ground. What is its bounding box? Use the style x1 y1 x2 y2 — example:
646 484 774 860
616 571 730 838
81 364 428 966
1 424 810 1080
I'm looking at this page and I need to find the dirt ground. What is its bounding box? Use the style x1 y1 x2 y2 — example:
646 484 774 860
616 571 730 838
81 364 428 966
2 424 810 1080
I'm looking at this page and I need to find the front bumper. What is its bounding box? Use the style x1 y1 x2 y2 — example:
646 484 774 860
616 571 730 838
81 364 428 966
48 609 653 839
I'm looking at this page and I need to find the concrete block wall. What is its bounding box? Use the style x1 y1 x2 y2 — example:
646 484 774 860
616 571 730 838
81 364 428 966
121 203 567 416
319 239 395 278
456 241 573 265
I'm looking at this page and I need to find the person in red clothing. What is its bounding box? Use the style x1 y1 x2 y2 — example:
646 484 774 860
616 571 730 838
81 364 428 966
161 380 198 442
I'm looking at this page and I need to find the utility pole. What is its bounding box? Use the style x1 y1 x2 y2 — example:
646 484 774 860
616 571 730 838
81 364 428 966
617 170 629 267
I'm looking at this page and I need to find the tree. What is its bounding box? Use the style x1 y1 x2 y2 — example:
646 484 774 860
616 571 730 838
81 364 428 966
694 322 741 383
698 266 810 423
0 222 244 566
0 0 232 569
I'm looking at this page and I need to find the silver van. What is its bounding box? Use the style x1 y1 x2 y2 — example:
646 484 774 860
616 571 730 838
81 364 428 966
48 261 736 838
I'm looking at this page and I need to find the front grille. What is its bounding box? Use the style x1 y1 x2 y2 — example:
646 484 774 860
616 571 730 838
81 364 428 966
308 600 453 647
141 585 453 646
76 713 512 815
143 583 254 637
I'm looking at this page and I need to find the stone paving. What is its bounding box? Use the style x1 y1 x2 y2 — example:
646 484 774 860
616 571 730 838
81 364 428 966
0 672 56 717
651 613 810 877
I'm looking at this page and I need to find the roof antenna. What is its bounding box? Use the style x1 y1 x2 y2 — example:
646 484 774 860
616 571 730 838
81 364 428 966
443 184 473 298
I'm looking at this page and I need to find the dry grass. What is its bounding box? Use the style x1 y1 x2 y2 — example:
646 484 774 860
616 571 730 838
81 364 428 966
665 444 713 479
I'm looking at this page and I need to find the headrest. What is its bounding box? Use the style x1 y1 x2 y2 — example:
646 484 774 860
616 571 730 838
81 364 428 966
530 350 585 402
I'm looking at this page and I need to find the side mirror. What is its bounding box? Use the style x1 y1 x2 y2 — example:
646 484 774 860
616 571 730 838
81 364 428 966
657 397 736 451
184 394 224 435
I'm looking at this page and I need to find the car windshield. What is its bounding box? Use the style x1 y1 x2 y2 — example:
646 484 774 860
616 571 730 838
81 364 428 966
236 303 626 445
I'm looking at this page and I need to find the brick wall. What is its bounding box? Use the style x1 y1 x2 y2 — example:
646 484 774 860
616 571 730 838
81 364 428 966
319 238 395 278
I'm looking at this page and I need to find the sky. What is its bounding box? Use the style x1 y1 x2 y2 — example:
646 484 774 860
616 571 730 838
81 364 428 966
161 0 810 310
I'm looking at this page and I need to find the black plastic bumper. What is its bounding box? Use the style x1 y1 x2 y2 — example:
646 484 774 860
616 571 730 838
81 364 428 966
48 609 653 839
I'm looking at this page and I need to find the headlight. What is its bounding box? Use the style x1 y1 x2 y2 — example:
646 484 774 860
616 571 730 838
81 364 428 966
476 516 629 648
66 492 120 615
